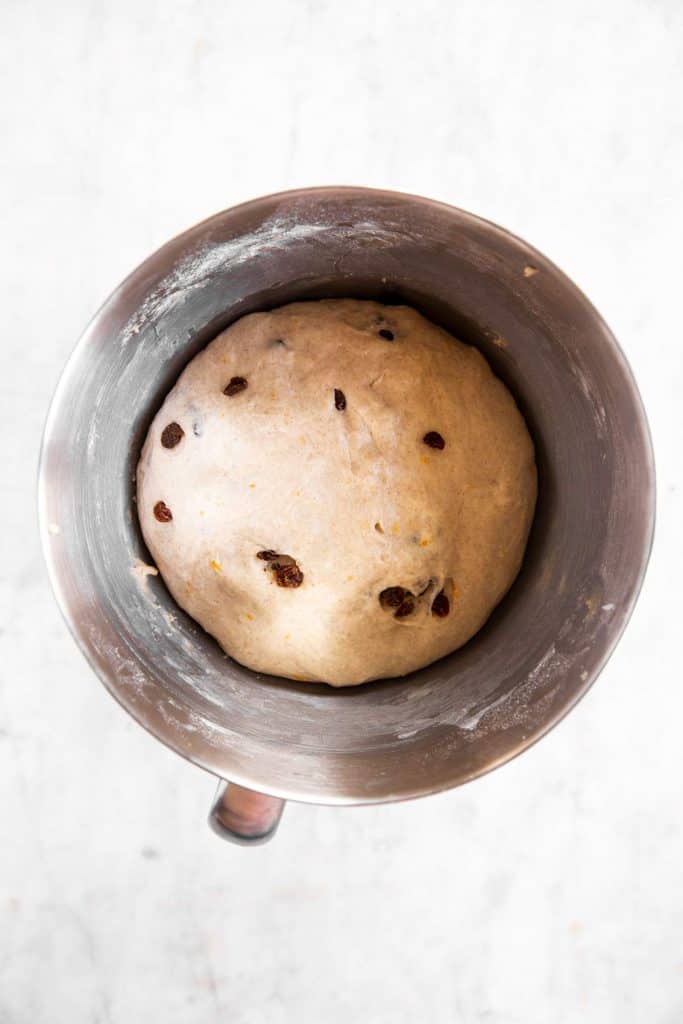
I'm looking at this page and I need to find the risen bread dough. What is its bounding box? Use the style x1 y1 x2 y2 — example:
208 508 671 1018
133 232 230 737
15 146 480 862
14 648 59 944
137 300 536 686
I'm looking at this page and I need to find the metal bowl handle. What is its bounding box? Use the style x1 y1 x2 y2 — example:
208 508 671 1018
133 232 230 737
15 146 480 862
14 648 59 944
208 781 285 845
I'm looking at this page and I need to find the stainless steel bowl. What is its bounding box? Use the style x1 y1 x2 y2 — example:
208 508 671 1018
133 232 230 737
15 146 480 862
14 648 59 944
39 187 654 841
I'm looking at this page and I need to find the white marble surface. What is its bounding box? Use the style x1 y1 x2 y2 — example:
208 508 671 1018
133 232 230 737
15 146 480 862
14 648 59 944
2 1 682 1021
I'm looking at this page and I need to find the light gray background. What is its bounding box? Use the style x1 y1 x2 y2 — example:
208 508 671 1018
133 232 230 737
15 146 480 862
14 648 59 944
2 2 681 1022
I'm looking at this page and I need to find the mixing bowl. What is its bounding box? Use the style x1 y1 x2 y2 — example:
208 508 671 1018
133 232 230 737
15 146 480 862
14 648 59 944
38 187 654 843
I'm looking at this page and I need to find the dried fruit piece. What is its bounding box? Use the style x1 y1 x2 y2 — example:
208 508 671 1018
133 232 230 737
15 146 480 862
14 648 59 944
378 328 394 341
274 564 304 588
380 585 418 618
257 550 303 587
153 501 173 522
161 422 184 449
394 597 415 618
379 586 408 609
224 376 248 396
431 590 450 617
270 555 295 568
423 431 445 450
334 389 346 410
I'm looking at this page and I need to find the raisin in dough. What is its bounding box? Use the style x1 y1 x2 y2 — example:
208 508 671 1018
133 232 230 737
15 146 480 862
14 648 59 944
137 300 536 686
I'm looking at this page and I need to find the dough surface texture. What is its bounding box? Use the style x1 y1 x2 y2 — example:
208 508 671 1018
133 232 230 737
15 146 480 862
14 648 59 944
137 300 536 686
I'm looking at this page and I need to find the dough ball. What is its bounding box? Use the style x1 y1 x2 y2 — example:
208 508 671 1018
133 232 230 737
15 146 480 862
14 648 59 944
137 300 536 686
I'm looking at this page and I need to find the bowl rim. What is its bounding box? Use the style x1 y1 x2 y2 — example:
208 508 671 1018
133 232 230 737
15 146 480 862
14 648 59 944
38 185 656 805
